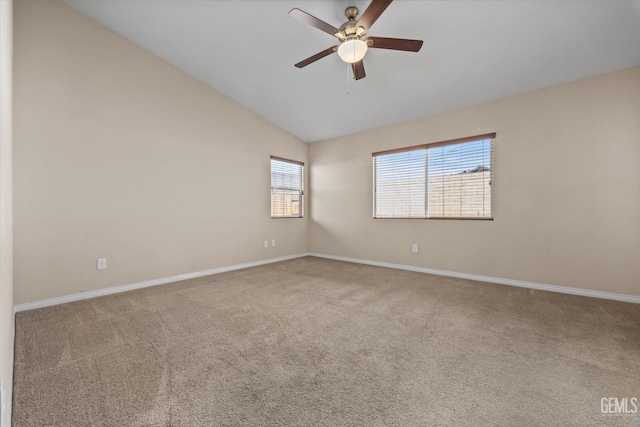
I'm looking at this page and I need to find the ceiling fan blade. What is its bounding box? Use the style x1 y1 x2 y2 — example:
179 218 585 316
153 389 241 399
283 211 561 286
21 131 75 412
357 0 393 31
289 8 340 37
368 36 423 52
295 46 338 68
352 60 366 80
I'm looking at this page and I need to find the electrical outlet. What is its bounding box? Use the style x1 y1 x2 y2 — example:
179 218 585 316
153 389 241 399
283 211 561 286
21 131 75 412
97 258 107 270
264 240 269 248
412 244 419 253
272 239 276 247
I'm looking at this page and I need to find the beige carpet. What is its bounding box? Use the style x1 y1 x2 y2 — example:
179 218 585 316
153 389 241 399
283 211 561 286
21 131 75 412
12 257 640 426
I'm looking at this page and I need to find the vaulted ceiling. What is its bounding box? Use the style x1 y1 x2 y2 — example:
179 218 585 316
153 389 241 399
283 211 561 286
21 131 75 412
63 0 640 143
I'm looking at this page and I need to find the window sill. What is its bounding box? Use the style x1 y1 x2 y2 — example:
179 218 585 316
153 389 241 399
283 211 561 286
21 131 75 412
373 217 493 221
271 216 304 219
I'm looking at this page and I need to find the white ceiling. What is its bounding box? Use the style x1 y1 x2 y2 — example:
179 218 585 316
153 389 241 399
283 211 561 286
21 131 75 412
63 0 640 143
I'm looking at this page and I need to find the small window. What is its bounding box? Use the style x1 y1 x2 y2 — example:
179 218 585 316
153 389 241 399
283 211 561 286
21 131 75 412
271 156 304 218
373 133 495 219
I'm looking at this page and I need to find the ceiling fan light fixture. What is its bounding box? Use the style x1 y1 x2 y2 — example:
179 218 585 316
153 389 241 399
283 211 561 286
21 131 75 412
337 39 368 63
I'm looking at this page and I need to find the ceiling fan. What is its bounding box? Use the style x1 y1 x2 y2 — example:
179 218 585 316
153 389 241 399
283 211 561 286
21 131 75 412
289 0 423 80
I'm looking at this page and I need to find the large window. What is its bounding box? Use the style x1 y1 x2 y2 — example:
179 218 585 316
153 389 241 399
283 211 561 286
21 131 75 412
373 133 495 219
271 156 304 218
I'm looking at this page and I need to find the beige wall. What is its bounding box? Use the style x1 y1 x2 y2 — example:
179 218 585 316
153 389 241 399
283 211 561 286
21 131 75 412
13 0 309 304
0 0 13 422
310 66 640 296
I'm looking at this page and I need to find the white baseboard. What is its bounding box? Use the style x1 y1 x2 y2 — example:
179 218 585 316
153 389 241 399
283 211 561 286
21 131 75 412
309 252 640 304
13 250 640 314
13 252 312 313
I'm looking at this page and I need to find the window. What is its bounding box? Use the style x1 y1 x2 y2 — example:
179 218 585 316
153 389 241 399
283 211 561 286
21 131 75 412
373 133 495 219
271 156 304 218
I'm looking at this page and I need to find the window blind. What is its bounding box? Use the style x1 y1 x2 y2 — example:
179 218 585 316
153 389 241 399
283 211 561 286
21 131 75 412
373 134 494 219
374 150 426 218
271 157 304 218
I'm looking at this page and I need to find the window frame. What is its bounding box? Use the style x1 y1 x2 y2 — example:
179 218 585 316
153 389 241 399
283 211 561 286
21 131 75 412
270 156 304 219
372 133 496 221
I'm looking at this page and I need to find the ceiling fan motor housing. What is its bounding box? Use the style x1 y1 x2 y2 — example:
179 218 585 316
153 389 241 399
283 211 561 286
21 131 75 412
337 7 367 42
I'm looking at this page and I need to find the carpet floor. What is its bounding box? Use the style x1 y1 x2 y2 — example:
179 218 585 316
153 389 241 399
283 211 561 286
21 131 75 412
12 257 640 426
